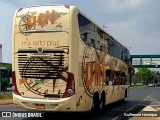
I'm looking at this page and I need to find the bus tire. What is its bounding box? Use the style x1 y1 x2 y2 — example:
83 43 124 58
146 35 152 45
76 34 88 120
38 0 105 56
121 89 128 102
92 92 100 112
124 88 127 98
99 91 105 111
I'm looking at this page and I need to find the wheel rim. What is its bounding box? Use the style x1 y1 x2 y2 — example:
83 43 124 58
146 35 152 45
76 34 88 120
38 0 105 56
100 99 104 110
92 100 95 110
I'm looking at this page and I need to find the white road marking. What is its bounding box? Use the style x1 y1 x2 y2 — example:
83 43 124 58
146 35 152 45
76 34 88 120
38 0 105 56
112 94 152 120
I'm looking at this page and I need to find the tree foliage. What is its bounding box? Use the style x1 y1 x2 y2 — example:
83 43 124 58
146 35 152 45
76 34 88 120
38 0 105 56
135 68 154 85
0 64 12 69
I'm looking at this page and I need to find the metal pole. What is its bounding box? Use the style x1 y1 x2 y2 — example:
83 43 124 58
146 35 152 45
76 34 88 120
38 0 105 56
140 57 143 85
0 69 1 93
130 57 132 87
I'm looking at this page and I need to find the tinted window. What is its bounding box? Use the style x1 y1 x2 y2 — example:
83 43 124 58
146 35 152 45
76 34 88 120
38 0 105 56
78 13 130 61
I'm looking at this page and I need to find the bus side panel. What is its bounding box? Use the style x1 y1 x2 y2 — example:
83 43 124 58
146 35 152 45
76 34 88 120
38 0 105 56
70 7 93 112
69 6 85 111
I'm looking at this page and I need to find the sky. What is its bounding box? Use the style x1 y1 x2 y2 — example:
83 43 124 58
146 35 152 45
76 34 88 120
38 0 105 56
0 0 160 64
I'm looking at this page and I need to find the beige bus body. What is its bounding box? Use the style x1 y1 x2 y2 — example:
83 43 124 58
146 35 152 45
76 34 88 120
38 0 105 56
12 5 131 112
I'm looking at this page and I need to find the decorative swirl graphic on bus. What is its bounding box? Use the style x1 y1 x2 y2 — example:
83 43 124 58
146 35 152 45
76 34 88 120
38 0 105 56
82 46 106 97
17 47 69 96
19 15 36 36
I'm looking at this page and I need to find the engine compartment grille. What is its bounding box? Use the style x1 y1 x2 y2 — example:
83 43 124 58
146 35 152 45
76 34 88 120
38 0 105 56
18 49 67 79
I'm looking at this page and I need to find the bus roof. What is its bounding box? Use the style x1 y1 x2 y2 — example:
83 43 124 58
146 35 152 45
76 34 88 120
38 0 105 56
18 4 70 10
16 4 128 51
78 7 128 50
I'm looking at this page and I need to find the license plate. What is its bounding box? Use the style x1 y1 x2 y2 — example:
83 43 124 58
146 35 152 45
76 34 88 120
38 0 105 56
35 104 45 109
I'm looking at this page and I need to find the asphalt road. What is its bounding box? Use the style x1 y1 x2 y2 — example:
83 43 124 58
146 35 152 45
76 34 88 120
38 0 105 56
0 87 159 120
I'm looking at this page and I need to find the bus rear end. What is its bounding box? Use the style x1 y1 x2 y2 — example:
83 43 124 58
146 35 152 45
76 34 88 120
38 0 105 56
12 5 76 111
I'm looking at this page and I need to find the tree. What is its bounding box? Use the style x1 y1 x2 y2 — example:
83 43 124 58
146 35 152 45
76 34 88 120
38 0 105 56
0 63 12 69
152 70 160 84
136 68 154 85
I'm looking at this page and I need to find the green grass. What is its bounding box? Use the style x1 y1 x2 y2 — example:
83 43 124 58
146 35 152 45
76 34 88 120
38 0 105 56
0 93 13 99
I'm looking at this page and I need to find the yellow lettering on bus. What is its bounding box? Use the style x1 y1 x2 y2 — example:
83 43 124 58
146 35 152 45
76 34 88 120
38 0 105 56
27 16 36 26
27 10 55 27
51 10 55 24
94 64 99 86
38 13 43 26
85 63 105 87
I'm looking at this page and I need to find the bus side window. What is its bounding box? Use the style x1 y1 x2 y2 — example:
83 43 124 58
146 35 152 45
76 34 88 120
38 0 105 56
119 72 122 85
114 71 119 85
121 72 126 85
112 72 116 85
105 70 110 85
123 73 127 85
108 70 114 86
117 71 121 85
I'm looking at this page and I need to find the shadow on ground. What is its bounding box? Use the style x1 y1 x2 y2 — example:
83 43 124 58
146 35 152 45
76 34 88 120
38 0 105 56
22 100 151 120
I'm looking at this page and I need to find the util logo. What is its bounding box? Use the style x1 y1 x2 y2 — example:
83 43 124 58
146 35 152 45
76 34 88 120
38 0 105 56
27 10 55 26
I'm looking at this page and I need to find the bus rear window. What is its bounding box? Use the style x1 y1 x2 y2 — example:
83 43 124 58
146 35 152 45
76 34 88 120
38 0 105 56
17 8 69 34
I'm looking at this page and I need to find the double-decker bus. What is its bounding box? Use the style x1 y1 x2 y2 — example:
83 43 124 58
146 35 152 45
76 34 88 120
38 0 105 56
12 5 134 112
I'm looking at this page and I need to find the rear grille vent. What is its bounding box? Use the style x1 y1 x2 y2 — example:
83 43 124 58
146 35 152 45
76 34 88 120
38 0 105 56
18 49 67 79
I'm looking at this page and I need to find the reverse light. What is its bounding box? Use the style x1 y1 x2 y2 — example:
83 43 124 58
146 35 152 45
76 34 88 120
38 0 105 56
67 89 74 95
12 71 20 95
62 72 75 98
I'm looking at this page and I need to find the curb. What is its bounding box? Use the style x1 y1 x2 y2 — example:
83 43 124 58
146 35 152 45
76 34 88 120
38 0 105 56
0 99 13 105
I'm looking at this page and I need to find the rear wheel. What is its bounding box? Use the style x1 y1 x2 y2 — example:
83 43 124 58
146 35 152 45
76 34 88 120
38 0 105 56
99 92 105 111
121 89 128 102
92 92 100 112
125 89 128 98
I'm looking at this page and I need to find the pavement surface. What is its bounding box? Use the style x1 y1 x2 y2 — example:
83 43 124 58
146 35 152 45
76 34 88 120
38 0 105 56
0 100 159 120
0 86 160 120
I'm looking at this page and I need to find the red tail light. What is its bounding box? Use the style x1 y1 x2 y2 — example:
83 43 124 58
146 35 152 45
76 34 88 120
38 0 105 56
62 72 75 98
12 71 20 95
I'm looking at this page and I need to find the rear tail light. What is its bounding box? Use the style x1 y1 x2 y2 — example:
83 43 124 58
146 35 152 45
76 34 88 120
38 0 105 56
12 71 20 95
62 72 75 98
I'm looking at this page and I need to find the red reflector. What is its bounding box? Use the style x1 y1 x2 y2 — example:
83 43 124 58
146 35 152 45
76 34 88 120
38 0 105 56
65 5 70 9
17 8 23 12
12 71 20 95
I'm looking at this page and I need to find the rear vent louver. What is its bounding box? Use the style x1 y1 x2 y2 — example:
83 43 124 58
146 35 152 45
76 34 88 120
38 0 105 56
18 49 66 79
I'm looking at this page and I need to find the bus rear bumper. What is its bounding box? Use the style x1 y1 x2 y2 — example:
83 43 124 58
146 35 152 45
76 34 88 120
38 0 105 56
13 93 76 112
